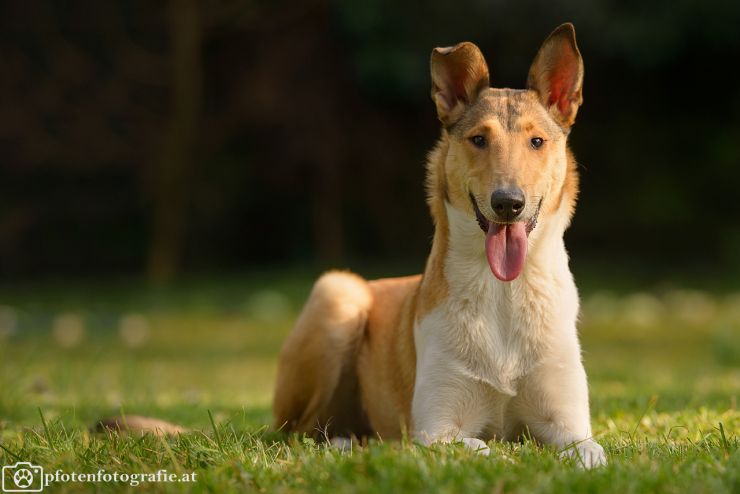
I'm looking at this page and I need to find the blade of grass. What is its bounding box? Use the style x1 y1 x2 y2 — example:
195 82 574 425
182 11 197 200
0 441 22 462
631 395 659 437
208 410 224 453
38 407 55 450
717 422 729 456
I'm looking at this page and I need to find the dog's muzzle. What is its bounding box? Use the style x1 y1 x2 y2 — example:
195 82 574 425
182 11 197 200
469 192 541 234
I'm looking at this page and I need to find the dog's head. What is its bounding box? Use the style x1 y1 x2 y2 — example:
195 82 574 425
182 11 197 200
430 23 583 282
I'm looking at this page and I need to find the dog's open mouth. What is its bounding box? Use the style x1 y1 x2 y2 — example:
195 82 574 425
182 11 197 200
469 193 542 282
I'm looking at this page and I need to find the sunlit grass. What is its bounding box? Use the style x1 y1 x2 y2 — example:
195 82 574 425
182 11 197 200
0 273 738 492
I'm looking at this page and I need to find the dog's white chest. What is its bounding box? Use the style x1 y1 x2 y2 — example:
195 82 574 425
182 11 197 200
416 274 552 396
414 203 577 396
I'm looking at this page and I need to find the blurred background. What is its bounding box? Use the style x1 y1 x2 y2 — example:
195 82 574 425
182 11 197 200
0 0 738 433
2 0 739 284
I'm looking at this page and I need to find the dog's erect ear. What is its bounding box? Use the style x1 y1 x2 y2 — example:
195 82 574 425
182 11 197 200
431 42 490 126
527 23 584 128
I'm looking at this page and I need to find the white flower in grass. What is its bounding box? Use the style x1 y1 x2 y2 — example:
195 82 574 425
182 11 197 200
0 305 18 339
621 293 664 329
664 290 717 327
181 388 202 404
119 313 150 348
52 312 85 348
106 391 123 408
582 291 619 325
721 293 740 324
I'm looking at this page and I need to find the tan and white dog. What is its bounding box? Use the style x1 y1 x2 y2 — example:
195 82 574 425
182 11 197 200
273 23 606 468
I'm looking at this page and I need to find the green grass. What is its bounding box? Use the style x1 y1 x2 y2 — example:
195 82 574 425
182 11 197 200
0 271 738 493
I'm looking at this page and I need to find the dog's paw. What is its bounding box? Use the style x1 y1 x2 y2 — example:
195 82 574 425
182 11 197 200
560 439 607 469
461 437 491 456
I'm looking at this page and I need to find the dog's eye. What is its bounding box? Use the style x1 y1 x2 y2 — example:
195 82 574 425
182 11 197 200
530 137 544 149
470 135 487 148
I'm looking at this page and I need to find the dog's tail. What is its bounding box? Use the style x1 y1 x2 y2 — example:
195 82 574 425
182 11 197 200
95 272 374 438
272 270 373 436
94 415 186 436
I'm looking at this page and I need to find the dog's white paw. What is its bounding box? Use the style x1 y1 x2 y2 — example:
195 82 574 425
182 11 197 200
330 437 353 452
461 437 490 456
560 439 607 468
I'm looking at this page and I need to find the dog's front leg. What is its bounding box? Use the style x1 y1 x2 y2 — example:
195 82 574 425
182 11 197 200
411 367 493 455
511 352 607 468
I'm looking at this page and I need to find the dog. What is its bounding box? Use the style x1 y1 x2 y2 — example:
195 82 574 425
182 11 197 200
272 23 606 468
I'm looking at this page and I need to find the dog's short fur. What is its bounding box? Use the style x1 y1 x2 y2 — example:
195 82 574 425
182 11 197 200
273 24 606 467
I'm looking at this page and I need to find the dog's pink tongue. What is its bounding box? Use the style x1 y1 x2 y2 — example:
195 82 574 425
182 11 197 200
485 222 528 282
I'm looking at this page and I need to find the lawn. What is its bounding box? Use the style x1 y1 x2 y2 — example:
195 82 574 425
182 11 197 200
0 268 738 493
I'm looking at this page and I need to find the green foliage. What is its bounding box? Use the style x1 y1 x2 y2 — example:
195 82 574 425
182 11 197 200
3 0 740 277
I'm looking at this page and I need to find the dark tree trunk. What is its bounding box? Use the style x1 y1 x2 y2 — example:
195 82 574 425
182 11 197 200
147 0 202 284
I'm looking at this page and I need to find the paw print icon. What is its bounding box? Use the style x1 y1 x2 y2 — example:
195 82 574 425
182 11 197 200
2 462 44 492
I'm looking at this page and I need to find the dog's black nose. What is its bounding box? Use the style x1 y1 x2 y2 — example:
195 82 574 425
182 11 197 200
491 188 526 221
